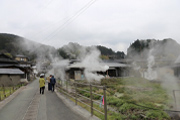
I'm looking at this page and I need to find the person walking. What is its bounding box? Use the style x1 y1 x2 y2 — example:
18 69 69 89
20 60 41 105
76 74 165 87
50 75 56 92
39 74 45 94
47 75 52 91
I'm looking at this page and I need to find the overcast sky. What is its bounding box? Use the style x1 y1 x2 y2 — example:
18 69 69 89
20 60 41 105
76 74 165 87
0 0 180 53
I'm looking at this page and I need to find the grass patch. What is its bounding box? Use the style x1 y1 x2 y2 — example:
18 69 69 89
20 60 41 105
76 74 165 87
59 77 176 119
100 77 174 119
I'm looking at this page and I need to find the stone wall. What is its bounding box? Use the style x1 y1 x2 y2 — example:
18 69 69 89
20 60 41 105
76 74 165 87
0 75 21 86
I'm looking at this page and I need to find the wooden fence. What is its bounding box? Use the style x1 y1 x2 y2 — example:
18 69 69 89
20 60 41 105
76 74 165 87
56 80 107 120
0 84 23 101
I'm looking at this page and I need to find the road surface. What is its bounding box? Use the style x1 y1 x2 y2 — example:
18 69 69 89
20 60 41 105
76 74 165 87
0 79 85 120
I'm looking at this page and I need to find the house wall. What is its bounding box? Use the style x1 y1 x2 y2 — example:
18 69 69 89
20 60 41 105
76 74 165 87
0 75 21 86
107 68 129 77
67 68 84 80
67 67 130 80
11 75 21 85
108 69 117 77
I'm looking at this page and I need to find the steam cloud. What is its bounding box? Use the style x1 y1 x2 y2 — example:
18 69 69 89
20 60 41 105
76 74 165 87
144 49 157 80
80 47 109 82
19 39 109 82
129 39 180 110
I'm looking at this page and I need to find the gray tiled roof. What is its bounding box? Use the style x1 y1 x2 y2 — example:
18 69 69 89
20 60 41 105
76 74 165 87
0 68 24 74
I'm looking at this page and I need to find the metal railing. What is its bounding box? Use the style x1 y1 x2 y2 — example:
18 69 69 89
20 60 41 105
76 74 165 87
56 80 107 120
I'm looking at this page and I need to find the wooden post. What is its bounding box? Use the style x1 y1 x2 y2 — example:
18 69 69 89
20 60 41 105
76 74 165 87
173 90 177 110
3 85 6 98
103 86 107 120
75 83 77 105
90 84 93 116
10 87 11 95
66 80 68 92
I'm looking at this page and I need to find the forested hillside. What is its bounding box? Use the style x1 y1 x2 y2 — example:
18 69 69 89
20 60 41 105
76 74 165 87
0 33 57 61
57 42 125 60
0 33 125 62
127 39 180 63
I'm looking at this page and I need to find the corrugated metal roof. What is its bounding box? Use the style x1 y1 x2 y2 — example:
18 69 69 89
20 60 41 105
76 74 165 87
0 68 24 74
0 64 19 67
16 55 26 57
68 62 84 68
102 62 129 67
68 62 129 69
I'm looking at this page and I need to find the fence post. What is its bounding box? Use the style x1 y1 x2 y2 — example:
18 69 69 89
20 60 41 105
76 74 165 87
66 80 68 92
173 90 176 110
90 84 93 116
75 82 77 105
10 87 11 95
103 86 107 120
60 79 62 86
3 85 6 98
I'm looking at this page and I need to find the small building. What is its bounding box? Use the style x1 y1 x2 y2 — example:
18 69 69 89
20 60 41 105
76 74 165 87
102 62 130 77
172 63 180 78
0 53 33 86
66 61 130 80
0 53 25 86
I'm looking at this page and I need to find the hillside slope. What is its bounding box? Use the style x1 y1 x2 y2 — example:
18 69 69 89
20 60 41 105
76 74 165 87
0 33 57 61
127 39 180 63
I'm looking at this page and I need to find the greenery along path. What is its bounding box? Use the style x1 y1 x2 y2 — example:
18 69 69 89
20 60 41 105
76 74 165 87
0 84 23 101
76 77 180 120
103 77 180 120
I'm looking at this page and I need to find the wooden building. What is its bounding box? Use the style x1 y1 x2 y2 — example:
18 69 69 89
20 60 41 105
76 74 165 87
15 55 33 80
0 68 24 86
0 53 33 86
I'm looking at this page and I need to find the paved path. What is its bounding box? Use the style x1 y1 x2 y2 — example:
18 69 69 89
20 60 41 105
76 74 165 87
0 79 85 120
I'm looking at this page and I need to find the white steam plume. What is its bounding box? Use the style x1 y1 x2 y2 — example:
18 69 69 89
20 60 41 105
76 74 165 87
144 49 157 80
80 47 109 82
129 39 180 110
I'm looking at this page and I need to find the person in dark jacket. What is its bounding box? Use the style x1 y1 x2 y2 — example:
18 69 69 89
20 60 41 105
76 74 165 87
50 75 56 92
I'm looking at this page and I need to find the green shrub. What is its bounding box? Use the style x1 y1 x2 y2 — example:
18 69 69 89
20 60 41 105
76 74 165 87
84 93 90 98
78 89 86 95
145 110 170 120
117 86 125 93
92 87 98 92
107 96 124 107
119 103 140 113
107 112 124 120
101 78 124 86
93 94 101 100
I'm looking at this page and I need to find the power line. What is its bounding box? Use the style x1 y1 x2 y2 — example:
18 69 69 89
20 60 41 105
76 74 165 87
40 0 98 43
1 0 98 53
17 0 55 35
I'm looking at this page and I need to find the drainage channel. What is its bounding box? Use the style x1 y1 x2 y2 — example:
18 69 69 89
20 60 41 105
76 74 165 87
22 92 41 120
